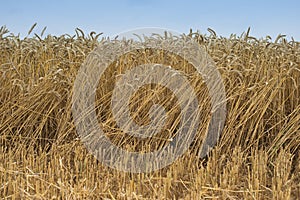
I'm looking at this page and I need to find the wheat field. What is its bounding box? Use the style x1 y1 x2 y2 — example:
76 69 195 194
0 25 299 199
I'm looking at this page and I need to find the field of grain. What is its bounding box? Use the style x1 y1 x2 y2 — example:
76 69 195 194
0 25 299 199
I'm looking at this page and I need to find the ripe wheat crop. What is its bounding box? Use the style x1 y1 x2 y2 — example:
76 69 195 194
0 25 299 199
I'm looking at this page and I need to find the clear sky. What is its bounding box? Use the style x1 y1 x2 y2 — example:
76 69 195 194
0 0 299 40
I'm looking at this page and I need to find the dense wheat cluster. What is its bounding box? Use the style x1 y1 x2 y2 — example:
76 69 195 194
0 25 299 199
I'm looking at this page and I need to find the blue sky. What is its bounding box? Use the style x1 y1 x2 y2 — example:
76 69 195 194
0 0 299 40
